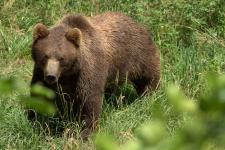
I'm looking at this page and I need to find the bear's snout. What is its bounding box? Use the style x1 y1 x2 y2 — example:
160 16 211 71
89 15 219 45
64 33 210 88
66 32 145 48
46 74 57 84
44 59 60 84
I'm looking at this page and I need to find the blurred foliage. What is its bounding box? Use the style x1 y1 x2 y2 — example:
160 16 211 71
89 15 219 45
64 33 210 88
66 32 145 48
0 79 21 93
95 74 225 150
0 79 56 124
30 82 55 100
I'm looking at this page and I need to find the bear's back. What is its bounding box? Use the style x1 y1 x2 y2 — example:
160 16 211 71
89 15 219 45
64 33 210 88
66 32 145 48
89 12 155 53
89 12 160 83
90 12 142 29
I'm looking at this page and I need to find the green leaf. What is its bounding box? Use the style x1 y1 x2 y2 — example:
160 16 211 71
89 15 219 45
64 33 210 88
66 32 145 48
22 97 56 115
30 82 55 100
94 134 117 150
138 119 165 146
167 85 199 115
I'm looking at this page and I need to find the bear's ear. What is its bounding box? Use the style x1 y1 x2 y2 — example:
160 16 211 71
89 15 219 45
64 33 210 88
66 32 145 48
66 28 82 46
33 23 49 41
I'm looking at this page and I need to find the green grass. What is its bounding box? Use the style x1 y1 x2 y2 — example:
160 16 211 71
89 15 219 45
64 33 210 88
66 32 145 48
0 0 225 149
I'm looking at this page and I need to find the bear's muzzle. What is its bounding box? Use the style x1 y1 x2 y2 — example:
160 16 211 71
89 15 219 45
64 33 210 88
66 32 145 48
44 59 60 84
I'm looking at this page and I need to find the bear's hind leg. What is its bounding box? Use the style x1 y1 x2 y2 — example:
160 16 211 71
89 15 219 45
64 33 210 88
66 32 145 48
132 78 149 95
132 76 160 95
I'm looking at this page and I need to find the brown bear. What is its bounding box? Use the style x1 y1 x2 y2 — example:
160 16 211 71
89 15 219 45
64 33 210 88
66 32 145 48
30 12 161 139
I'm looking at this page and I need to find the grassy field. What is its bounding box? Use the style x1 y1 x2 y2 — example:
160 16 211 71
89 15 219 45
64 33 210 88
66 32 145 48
0 0 225 149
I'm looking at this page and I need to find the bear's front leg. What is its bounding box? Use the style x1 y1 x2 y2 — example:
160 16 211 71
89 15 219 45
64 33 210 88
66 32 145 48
79 95 102 140
67 74 105 140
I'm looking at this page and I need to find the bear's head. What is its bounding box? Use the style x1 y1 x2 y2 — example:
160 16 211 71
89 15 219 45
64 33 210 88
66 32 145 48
32 23 82 84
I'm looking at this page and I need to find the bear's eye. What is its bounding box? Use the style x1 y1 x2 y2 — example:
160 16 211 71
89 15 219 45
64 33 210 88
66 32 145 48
59 58 64 62
44 55 49 60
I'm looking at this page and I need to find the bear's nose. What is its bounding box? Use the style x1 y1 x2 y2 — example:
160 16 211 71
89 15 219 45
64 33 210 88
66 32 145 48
46 74 56 82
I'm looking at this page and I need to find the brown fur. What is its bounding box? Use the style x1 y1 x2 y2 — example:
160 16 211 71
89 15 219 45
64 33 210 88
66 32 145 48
30 12 161 139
